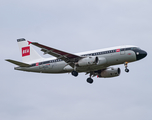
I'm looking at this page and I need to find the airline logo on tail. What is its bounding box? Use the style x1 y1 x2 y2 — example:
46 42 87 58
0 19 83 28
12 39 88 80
22 46 30 57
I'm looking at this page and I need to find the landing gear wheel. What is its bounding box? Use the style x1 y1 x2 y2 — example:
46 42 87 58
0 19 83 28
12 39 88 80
125 69 129 73
71 71 78 77
87 78 93 84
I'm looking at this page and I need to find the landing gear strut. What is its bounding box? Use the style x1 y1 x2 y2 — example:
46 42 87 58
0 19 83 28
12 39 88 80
124 62 129 73
71 71 78 77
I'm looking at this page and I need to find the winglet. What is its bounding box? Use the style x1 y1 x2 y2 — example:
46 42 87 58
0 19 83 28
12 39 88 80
27 41 32 45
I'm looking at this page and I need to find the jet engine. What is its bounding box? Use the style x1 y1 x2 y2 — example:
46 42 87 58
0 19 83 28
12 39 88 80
98 67 121 78
77 56 98 66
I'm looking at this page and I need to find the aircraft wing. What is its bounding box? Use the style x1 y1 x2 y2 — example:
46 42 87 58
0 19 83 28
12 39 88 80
30 41 83 67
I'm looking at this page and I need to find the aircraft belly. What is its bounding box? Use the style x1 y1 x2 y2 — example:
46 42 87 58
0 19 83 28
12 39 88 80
20 62 65 73
76 64 107 72
40 62 66 73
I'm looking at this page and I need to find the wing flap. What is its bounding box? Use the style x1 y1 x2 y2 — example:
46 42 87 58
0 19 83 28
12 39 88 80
5 59 31 67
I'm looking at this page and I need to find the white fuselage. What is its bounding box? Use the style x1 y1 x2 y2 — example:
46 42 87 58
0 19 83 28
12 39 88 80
15 45 137 73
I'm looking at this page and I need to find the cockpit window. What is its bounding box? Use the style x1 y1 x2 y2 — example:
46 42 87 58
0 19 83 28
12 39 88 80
137 47 141 50
131 47 141 50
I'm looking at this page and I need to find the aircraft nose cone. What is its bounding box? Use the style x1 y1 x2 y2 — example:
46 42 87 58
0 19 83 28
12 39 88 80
143 50 147 58
136 50 147 60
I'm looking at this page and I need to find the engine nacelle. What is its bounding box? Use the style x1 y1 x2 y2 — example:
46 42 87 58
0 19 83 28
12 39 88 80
97 57 107 65
98 67 121 78
77 56 98 67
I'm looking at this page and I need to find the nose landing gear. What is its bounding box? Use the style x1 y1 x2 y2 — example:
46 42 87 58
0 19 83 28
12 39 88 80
124 62 129 73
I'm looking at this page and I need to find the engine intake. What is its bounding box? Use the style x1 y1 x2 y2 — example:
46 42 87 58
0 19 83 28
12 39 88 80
98 67 121 78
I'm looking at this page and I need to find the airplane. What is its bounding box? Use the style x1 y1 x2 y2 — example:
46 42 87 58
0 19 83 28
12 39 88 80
6 38 147 84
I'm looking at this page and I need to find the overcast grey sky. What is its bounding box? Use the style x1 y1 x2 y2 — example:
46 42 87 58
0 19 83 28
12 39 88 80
0 0 152 120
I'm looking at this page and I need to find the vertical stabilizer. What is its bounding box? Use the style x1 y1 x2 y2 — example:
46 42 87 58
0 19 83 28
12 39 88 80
17 38 42 63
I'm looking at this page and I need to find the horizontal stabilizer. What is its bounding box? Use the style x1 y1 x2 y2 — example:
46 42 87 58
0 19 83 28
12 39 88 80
5 59 31 67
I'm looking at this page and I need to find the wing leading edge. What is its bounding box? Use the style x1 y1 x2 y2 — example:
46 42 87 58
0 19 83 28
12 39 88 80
30 41 83 67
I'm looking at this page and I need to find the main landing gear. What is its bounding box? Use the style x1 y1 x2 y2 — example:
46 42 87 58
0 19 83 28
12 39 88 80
124 62 129 73
71 71 78 77
71 71 93 84
86 72 94 84
87 77 93 84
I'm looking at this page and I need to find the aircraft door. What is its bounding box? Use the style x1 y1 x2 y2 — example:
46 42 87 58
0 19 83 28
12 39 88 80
120 48 125 55
39 62 43 69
